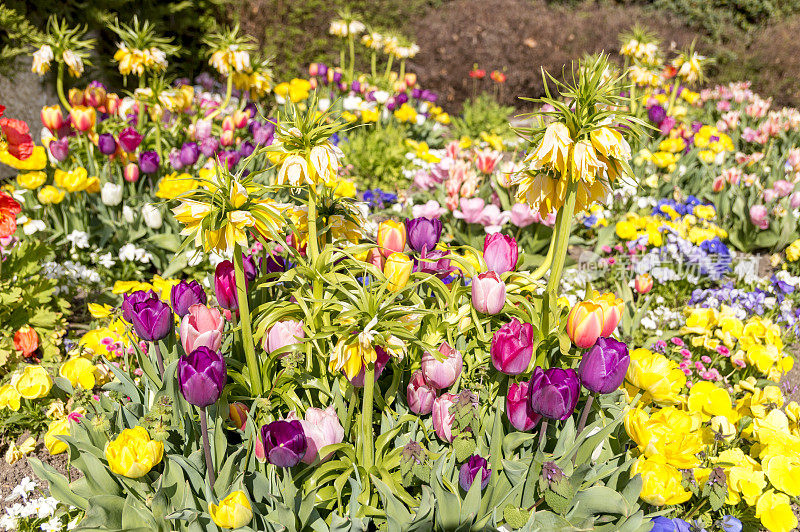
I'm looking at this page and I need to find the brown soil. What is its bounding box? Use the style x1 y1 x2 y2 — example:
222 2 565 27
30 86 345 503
0 433 74 512
781 343 800 404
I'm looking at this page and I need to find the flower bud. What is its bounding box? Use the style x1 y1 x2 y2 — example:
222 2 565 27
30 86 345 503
214 260 239 310
506 380 541 431
577 337 630 394
384 252 412 292
124 163 140 183
100 182 123 206
566 301 603 349
405 216 442 253
528 367 580 421
49 137 70 162
40 105 64 132
635 273 653 294
69 106 95 132
483 233 518 274
431 392 457 442
228 402 249 431
491 318 533 375
421 342 463 389
180 304 223 354
407 370 437 415
471 271 506 314
459 455 491 491
265 320 305 354
171 280 208 317
141 203 163 229
377 220 407 258
177 346 226 407
593 292 624 337
139 150 160 174
208 491 252 529
97 133 117 155
118 127 143 153
260 419 307 468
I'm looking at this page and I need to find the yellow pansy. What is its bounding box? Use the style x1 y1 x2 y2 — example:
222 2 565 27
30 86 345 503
44 418 70 455
763 454 800 497
755 490 797 532
105 426 164 478
786 239 800 262
624 407 703 468
11 365 52 399
693 204 716 220
37 185 65 204
687 381 736 422
0 384 21 411
393 103 417 123
155 172 198 200
208 491 253 529
59 356 98 389
16 171 47 189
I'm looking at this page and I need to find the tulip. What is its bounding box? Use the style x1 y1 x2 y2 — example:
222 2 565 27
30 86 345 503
349 346 391 388
139 150 160 174
123 162 140 183
407 370 437 415
471 271 506 314
421 342 463 389
377 220 407 258
228 402 249 431
106 93 121 114
68 87 85 107
528 367 580 421
635 273 653 294
292 406 344 464
171 280 208 317
13 326 39 356
790 192 800 209
506 380 541 431
566 301 604 349
130 298 173 342
763 189 777 203
577 337 630 394
384 252 413 292
194 119 212 141
483 233 518 274
593 292 624 337
101 182 123 206
491 319 534 375
774 179 794 198
242 252 259 283
40 105 64 131
49 137 70 162
200 137 219 157
431 393 458 442
405 217 442 253
459 455 491 491
232 110 249 129
366 247 384 269
105 426 163 478
121 290 158 323
44 418 70 455
141 203 163 229
169 149 183 170
97 133 117 155
177 346 227 407
260 419 307 467
70 106 95 132
214 260 239 310
749 204 768 230
84 83 107 108
208 491 253 529
265 320 304 354
179 142 199 166
118 127 142 152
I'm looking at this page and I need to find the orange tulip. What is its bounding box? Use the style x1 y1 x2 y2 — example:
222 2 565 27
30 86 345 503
84 85 107 108
635 274 654 295
68 87 85 107
13 326 39 356
70 106 96 132
592 291 624 337
105 93 121 115
377 220 406 259
566 301 603 349
40 105 64 132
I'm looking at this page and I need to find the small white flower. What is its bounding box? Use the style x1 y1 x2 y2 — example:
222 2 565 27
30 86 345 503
118 243 137 262
101 183 123 206
22 219 46 236
41 516 62 531
66 231 90 249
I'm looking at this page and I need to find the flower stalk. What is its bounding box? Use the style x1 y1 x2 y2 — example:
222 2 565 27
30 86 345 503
234 243 262 396
200 407 216 486
206 75 233 122
361 365 375 468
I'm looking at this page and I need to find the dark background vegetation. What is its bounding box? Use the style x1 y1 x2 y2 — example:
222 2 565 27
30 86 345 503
2 0 800 108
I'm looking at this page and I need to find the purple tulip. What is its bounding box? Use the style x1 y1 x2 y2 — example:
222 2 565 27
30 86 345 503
471 271 506 314
411 88 423 99
49 137 70 162
413 248 456 280
506 380 541 431
459 455 491 491
405 217 442 253
177 346 227 407
491 318 533 375
242 252 258 283
171 280 208 318
317 63 328 78
139 150 160 174
331 71 342 83
239 141 256 158
577 337 630 394
214 260 238 310
349 346 391 387
395 93 409 105
648 105 667 125
179 142 199 166
528 367 580 421
261 420 307 467
219 150 241 170
407 370 437 415
97 133 117 155
243 102 257 118
251 122 275 145
118 127 142 152
483 233 518 274
121 290 158 323
262 253 286 274
200 137 219 157
130 298 173 342
169 149 183 170
421 342 463 389
351 80 361 92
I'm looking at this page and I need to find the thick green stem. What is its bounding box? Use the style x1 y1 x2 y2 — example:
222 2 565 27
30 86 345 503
137 75 146 130
56 63 72 112
399 60 406 84
384 55 394 80
361 365 375 468
200 407 216 487
206 76 233 122
666 79 681 115
629 83 637 115
370 52 377 79
348 35 356 83
234 243 262 396
306 185 319 261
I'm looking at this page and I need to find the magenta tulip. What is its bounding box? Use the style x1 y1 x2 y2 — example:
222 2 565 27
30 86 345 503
506 380 541 431
407 370 437 415
491 319 534 375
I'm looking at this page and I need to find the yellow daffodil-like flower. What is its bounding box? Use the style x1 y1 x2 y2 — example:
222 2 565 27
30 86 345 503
755 489 797 532
330 338 377 380
276 155 310 186
11 365 52 399
715 448 766 506
631 457 692 506
524 122 572 175
1 146 47 171
16 171 47 190
208 491 253 529
624 407 704 469
105 426 164 478
155 172 198 200
785 239 800 262
59 356 98 389
624 348 686 406
0 384 21 411
37 185 66 205
44 418 70 455
571 139 606 183
687 381 737 422
308 143 344 184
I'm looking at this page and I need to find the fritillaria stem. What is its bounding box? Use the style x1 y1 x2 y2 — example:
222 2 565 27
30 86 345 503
361 365 376 468
234 243 262 396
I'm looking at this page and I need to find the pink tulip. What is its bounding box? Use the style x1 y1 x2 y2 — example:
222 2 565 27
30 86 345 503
290 406 344 464
432 393 458 442
412 200 447 220
180 304 223 354
475 149 501 174
421 342 463 389
773 179 794 198
509 203 536 228
790 192 800 209
471 271 506 314
453 197 486 224
763 189 777 203
749 204 769 230
506 381 541 431
407 370 437 415
265 320 304 354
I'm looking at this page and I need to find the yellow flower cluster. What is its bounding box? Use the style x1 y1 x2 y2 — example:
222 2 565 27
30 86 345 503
274 79 312 103
113 46 168 77
624 347 687 406
405 140 440 164
0 365 52 411
155 172 198 200
615 208 727 248
54 167 99 193
785 238 800 262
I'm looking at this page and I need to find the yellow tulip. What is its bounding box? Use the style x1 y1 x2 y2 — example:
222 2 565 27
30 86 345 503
756 490 797 532
631 457 692 506
54 167 90 192
59 356 98 389
11 365 52 399
44 418 70 455
384 252 412 292
208 491 253 529
0 384 21 411
624 348 686 406
16 171 47 190
105 426 164 478
37 185 65 204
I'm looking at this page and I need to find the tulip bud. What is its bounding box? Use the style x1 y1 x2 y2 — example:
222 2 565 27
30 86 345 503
214 260 239 310
84 84 107 108
118 127 143 153
483 233 518 274
377 220 407 258
471 271 506 314
97 133 117 155
177 346 227 407
222 115 235 132
139 151 160 174
40 105 64 132
220 129 234 147
528 367 580 421
171 280 208 317
179 142 199 166
366 247 384 269
431 393 457 442
68 87 85 107
790 192 800 209
233 110 249 129
208 491 252 529
129 298 173 342
101 182 123 206
228 402 249 431
106 93 121 115
422 342 463 389
592 292 623 337
407 370 437 415
180 304 223 354
265 320 305 354
384 252 412 292
749 204 768 230
566 301 603 349
773 179 794 198
635 273 653 294
141 203 163 229
292 406 345 464
577 337 630 394
121 290 158 323
405 216 442 253
49 137 70 162
69 106 96 132
506 380 541 431
260 420 307 467
491 318 534 375
459 455 491 491
124 163 140 183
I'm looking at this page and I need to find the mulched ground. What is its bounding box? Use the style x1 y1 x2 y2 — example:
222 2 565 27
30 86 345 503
0 433 74 512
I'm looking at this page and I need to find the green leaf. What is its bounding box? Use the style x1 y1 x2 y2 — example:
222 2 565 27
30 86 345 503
28 457 89 510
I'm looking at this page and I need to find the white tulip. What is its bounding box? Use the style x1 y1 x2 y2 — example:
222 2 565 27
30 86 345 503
101 183 123 206
141 203 163 229
123 205 135 223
